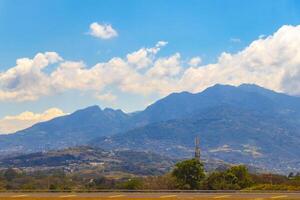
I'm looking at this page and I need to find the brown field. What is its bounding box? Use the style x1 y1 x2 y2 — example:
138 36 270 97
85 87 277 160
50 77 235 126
2 193 300 200
3 198 300 200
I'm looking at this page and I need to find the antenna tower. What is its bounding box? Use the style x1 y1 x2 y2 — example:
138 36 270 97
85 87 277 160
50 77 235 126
194 136 201 161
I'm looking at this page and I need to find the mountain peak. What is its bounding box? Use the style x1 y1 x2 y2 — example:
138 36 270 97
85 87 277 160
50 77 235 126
72 105 101 115
84 105 101 111
201 84 245 93
238 83 271 91
237 83 286 96
238 83 261 88
103 107 124 113
205 83 268 91
103 108 128 119
203 83 280 97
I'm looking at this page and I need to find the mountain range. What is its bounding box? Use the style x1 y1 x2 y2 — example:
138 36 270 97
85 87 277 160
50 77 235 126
1 84 300 173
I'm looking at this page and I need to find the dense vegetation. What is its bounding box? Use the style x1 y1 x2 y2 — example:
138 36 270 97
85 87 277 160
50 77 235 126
1 159 300 191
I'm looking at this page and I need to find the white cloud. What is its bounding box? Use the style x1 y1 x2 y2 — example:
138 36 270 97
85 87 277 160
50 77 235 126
89 22 118 39
147 53 181 78
127 48 152 69
0 52 62 101
126 40 168 69
0 108 66 134
95 92 117 102
259 34 266 39
188 56 202 67
179 25 300 95
2 25 300 108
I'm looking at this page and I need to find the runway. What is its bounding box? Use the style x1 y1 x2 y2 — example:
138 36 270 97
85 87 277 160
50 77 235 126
1 192 300 199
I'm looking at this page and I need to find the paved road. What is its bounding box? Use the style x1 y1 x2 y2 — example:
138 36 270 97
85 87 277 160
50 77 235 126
1 192 300 199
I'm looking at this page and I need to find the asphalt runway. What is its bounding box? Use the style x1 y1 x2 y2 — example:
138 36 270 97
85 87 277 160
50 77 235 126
1 192 300 199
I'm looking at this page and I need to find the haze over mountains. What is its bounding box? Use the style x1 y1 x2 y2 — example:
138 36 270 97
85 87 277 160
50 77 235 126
1 84 300 173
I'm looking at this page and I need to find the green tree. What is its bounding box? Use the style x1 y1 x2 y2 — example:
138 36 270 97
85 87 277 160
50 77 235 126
204 172 226 190
172 159 205 189
203 171 240 190
227 165 253 188
117 178 143 190
204 165 252 190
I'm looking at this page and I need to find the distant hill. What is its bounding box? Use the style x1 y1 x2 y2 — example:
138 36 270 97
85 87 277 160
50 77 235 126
0 106 130 154
0 146 236 175
0 146 176 176
1 84 300 172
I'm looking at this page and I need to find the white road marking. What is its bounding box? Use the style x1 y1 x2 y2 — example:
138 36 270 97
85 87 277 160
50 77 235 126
213 195 231 199
109 194 126 198
11 194 28 198
160 195 177 198
59 194 77 198
271 195 288 199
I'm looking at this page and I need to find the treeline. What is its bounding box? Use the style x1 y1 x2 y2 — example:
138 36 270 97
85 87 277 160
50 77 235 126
1 159 300 191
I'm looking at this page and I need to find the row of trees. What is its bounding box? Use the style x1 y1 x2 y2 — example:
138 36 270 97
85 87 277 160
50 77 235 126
166 159 252 190
1 159 300 191
170 159 300 190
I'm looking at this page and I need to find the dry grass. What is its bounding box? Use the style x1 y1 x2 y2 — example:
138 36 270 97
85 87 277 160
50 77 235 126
2 197 300 200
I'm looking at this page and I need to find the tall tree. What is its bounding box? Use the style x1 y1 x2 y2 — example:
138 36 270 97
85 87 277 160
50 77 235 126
172 159 205 189
227 165 253 188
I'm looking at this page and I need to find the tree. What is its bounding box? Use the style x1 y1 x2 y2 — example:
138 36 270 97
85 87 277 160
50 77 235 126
204 171 240 190
3 168 19 181
203 165 253 190
117 178 143 190
86 176 115 189
227 165 253 188
172 159 205 189
288 172 294 179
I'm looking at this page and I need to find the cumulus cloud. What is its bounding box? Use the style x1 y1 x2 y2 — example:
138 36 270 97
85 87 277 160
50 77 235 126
188 56 202 67
126 40 168 69
89 22 118 39
2 25 300 106
0 108 66 134
147 53 182 78
179 25 300 94
95 92 117 102
0 41 176 101
0 52 62 101
126 48 152 69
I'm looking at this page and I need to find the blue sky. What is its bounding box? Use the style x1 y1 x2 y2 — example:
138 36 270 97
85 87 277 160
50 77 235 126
1 0 300 133
0 0 299 67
